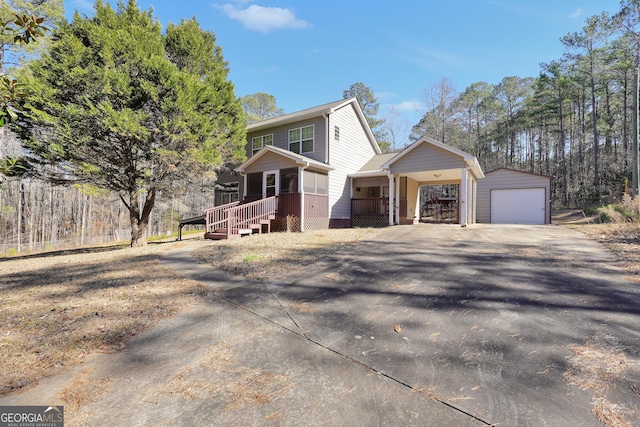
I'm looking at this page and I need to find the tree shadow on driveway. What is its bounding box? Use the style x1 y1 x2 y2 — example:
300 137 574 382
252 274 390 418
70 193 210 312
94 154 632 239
193 225 640 426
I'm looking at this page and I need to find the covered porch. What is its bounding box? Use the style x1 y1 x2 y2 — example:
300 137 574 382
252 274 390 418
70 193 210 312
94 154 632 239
235 145 333 232
349 137 484 227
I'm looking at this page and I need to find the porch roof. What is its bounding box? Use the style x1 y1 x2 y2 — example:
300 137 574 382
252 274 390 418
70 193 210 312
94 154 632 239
349 137 484 184
235 145 334 174
349 153 397 178
382 136 484 180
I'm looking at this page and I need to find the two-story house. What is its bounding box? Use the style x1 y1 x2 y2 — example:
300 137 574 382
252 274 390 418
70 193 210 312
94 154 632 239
204 97 485 239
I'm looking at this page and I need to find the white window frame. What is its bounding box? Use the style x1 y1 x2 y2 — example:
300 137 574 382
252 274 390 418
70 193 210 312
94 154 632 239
288 125 314 154
218 181 239 205
251 134 273 156
263 170 280 198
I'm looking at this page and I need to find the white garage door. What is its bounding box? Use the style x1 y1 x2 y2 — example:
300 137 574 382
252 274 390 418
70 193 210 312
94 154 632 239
491 188 546 224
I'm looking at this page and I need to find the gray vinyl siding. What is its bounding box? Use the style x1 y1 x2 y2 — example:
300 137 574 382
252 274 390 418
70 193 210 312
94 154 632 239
246 117 327 163
389 143 464 174
328 103 379 220
242 151 298 174
476 169 552 224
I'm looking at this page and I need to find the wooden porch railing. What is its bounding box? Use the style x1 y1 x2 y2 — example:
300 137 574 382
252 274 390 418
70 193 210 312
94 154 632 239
351 198 389 216
204 201 240 233
226 196 278 237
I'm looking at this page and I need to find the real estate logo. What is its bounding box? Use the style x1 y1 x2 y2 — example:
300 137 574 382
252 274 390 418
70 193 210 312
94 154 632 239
0 406 64 427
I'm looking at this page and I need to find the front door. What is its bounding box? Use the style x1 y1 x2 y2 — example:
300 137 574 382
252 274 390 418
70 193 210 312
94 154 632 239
263 170 279 198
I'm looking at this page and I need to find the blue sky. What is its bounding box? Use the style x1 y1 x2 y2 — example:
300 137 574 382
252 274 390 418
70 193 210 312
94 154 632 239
64 0 621 139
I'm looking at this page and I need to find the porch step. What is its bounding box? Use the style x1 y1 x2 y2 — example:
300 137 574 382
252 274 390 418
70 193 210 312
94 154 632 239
203 212 276 240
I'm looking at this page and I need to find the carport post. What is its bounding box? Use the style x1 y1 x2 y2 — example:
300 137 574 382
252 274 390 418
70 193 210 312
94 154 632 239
460 168 468 226
388 173 394 226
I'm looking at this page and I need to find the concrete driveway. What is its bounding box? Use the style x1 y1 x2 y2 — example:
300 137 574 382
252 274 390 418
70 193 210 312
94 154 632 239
3 224 639 426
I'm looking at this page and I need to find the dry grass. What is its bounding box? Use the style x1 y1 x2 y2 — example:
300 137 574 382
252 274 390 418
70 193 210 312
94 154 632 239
0 241 210 395
163 340 292 410
564 333 639 427
573 222 640 279
59 370 113 427
0 228 376 399
193 228 377 281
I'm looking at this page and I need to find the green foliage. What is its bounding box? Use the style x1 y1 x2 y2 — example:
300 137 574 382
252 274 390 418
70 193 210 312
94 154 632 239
343 82 388 150
5 248 17 257
0 156 30 177
241 92 284 124
13 0 246 246
0 12 48 127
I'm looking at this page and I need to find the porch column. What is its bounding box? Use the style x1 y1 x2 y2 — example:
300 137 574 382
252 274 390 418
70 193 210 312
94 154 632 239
388 173 394 226
395 175 400 225
299 166 305 232
460 168 468 226
471 177 477 223
413 185 420 224
467 173 473 224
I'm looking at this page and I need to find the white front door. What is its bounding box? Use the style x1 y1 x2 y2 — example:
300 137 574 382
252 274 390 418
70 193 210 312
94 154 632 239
263 170 279 198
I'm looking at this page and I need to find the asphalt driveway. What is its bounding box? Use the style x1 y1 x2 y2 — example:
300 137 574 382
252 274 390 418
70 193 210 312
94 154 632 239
2 224 639 426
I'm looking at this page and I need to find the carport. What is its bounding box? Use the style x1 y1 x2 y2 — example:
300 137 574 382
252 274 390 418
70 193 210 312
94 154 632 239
350 136 484 226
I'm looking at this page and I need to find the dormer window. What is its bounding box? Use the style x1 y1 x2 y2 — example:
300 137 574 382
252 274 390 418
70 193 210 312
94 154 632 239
252 134 273 155
288 125 314 154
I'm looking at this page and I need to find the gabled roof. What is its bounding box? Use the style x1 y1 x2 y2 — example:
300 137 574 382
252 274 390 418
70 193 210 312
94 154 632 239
247 98 382 155
235 145 334 174
382 136 485 179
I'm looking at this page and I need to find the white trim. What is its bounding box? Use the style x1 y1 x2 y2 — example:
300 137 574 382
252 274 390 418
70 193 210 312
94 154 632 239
251 134 273 156
263 170 280 198
460 168 468 226
395 175 400 225
288 124 314 154
388 173 394 226
236 145 333 174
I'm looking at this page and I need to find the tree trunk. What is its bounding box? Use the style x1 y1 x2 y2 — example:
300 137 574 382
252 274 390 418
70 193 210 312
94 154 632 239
128 187 156 247
590 55 600 196
633 52 639 196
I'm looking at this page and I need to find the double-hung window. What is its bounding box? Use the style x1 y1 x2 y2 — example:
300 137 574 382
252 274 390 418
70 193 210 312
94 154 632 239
252 134 273 156
288 125 314 154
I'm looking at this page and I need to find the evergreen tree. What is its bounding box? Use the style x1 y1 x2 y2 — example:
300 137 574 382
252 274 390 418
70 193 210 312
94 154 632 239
13 0 246 247
343 82 389 152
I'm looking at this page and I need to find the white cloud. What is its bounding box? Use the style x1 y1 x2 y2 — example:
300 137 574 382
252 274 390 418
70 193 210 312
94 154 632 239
569 8 583 20
392 100 424 112
216 4 312 33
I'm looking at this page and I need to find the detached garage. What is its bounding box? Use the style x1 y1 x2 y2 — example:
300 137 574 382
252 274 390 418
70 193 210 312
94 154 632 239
477 168 552 225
